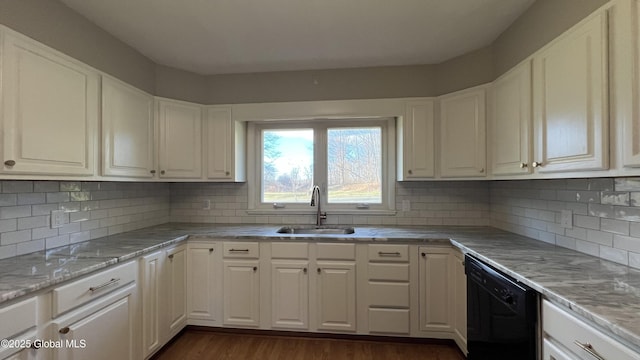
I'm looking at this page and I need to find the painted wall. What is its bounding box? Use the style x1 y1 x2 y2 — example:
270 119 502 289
0 0 156 93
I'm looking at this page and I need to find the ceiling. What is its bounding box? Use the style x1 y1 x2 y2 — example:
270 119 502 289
60 0 535 75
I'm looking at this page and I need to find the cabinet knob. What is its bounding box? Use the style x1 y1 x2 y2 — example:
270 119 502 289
317 268 321 274
519 163 528 168
150 170 156 174
225 171 230 176
421 252 426 257
59 327 70 334
30 342 40 349
532 161 542 168
209 248 214 253
303 268 307 274
479 168 485 173
168 254 174 260
408 169 413 175
161 170 166 175
253 266 258 272
4 160 15 167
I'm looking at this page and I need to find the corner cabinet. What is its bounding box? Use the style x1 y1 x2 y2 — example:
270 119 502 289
400 100 435 179
532 11 609 173
102 76 155 178
205 106 246 181
156 99 203 179
0 31 98 176
438 87 487 178
490 60 533 176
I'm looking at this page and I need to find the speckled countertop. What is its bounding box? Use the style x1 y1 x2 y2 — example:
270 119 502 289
1 223 639 351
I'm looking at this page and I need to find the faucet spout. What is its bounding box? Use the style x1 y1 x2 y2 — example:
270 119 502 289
310 185 327 226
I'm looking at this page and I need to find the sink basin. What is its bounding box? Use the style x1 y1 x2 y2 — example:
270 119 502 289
276 226 355 235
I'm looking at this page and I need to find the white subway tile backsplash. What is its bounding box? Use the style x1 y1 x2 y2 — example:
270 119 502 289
16 239 44 255
600 218 630 235
17 193 45 205
586 230 613 247
2 181 33 193
613 234 640 253
600 246 628 265
17 216 48 230
0 194 17 206
630 252 640 270
0 206 31 220
1 230 31 245
0 219 17 233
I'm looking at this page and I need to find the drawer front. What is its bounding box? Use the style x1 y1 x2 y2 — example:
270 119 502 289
543 300 640 360
223 242 260 258
368 244 409 262
271 242 308 259
368 308 410 334
543 338 579 360
316 243 355 260
367 282 410 307
52 261 136 317
0 297 37 340
368 263 410 281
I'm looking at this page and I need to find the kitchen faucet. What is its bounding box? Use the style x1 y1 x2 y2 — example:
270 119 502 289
310 185 327 226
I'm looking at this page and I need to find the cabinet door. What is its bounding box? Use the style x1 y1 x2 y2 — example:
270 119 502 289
3 348 37 360
1 32 98 176
187 245 217 322
452 251 467 352
618 0 640 167
157 99 202 179
533 12 609 172
271 261 309 330
166 245 187 336
316 262 356 332
223 260 260 327
102 76 155 178
419 247 453 333
206 107 246 181
55 294 134 360
402 100 435 179
140 251 163 358
542 339 579 360
439 88 486 177
491 60 533 176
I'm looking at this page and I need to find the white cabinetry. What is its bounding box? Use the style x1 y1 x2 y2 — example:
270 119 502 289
187 243 219 325
438 87 487 178
166 245 187 337
222 242 261 327
490 60 533 176
400 100 435 179
0 297 38 360
532 12 609 173
270 242 309 330
156 99 202 179
140 251 163 358
205 106 246 181
0 31 98 176
452 250 467 353
316 262 356 332
101 76 155 178
418 247 453 333
542 300 640 360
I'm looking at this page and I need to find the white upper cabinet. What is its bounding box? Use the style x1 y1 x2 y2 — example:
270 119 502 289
439 87 487 178
400 100 435 179
532 11 609 173
490 60 533 176
157 99 203 179
205 106 246 181
102 76 155 178
0 31 98 176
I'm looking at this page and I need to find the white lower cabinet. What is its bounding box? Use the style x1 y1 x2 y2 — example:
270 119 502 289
166 245 188 337
0 297 39 360
223 260 261 327
418 247 453 333
140 251 163 359
271 261 309 330
542 300 640 360
452 249 467 353
315 261 357 332
187 243 219 325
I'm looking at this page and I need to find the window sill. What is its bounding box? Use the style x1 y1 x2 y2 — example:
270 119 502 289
246 209 397 216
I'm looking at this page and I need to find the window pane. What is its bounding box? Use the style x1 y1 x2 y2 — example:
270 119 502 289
262 129 314 203
327 127 382 203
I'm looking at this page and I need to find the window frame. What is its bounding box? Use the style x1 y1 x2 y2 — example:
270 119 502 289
247 118 396 215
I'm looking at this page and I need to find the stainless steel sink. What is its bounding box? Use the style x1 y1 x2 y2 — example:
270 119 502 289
276 226 355 235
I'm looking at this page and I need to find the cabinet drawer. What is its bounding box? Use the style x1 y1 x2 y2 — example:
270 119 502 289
271 242 308 259
52 261 136 317
368 244 408 262
368 263 409 281
0 297 37 340
367 282 409 307
543 338 579 360
223 242 260 258
316 243 355 260
543 300 640 360
368 308 410 334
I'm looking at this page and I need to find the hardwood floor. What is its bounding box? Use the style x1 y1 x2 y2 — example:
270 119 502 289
153 329 466 360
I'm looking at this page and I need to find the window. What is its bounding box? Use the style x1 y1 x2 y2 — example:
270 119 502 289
248 119 395 214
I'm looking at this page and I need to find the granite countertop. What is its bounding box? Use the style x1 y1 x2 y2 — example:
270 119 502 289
0 223 639 351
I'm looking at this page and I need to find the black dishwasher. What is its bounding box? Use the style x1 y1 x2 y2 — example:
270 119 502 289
465 255 538 360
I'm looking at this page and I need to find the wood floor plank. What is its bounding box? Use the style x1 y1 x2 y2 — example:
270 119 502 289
153 330 466 360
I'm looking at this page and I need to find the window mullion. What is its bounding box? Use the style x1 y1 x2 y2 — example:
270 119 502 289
314 124 328 206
